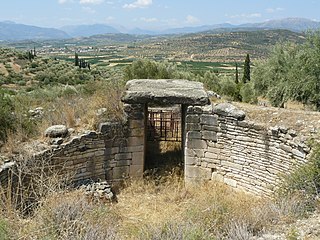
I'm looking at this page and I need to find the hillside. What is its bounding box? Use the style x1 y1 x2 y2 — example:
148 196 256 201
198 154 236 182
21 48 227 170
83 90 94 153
61 24 120 37
0 21 69 41
124 29 306 62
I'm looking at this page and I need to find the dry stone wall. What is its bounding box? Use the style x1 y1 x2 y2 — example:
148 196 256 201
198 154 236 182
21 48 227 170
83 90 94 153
0 103 146 187
185 103 311 196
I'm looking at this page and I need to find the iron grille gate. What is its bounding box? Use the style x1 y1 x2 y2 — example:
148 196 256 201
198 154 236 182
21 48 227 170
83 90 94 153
147 109 181 142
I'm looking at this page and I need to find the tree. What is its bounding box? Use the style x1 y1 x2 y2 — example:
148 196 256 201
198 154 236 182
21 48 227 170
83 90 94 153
242 54 251 83
235 62 239 84
75 52 79 66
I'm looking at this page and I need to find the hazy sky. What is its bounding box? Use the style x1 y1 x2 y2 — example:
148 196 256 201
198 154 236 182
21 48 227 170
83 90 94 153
1 0 320 29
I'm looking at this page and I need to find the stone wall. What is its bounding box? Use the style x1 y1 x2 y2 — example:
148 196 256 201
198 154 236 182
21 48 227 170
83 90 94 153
0 103 146 187
185 103 310 196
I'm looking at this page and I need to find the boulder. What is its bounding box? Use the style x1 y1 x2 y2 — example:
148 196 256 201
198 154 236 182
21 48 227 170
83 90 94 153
213 103 246 120
44 125 68 138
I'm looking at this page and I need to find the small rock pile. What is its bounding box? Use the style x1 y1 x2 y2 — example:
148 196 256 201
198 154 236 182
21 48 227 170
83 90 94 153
84 181 115 202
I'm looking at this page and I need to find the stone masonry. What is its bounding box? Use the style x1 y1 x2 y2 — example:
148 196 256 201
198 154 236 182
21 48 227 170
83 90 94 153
0 79 314 196
185 103 310 196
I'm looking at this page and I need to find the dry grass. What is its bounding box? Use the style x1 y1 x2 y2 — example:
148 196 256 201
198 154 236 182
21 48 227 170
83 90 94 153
232 101 320 136
1 80 124 155
0 167 317 239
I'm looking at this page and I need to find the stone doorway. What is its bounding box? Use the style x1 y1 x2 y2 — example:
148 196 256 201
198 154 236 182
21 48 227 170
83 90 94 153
121 79 209 179
145 105 183 174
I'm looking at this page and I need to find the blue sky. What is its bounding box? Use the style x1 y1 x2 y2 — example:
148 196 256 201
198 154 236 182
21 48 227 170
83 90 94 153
1 0 320 29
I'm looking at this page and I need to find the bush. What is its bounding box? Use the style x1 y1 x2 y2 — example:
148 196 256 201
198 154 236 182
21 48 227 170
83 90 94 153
0 90 15 141
220 77 240 100
240 82 258 103
277 140 320 212
31 192 120 239
124 59 177 80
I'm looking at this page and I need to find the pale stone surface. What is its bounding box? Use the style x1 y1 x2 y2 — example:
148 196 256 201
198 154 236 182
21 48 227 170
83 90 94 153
45 125 68 138
185 102 310 196
122 79 209 105
213 103 245 120
200 114 217 125
185 166 212 180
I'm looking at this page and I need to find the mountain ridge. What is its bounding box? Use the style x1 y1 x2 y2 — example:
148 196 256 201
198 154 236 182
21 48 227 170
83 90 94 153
0 21 69 41
0 17 319 41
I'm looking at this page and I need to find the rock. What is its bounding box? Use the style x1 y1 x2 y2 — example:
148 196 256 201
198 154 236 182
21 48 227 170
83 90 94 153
83 181 115 202
278 125 288 134
28 107 44 119
213 103 246 120
0 161 15 172
44 125 68 138
96 108 107 116
288 129 297 138
50 138 64 145
121 79 210 105
207 91 221 99
68 128 75 134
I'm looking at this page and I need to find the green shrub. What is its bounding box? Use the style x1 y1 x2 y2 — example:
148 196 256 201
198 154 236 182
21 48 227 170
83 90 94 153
0 89 15 141
277 140 320 212
124 59 177 80
220 77 240 100
240 82 258 103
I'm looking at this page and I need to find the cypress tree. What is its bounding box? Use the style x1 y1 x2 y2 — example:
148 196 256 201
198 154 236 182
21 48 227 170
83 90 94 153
242 54 251 83
235 62 239 84
75 52 79 66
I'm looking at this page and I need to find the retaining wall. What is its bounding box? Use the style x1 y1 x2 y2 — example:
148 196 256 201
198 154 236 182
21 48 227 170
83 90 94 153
0 103 146 186
185 103 310 196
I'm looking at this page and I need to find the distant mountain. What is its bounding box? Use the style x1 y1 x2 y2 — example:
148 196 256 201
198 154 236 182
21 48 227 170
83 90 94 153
159 18 320 35
127 28 156 35
61 24 120 37
0 18 320 42
160 23 235 35
0 21 69 41
239 18 320 32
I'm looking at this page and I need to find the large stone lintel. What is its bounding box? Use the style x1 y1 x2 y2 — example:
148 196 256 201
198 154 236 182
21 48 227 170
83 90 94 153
122 79 209 106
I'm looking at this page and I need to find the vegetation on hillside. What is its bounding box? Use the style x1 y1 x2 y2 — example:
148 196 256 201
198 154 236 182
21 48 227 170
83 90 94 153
253 31 320 109
0 29 320 239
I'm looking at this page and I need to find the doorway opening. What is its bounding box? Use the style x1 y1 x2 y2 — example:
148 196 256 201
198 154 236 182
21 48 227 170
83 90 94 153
145 105 183 177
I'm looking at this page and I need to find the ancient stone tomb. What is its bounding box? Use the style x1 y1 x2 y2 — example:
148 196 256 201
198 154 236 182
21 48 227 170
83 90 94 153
0 79 311 196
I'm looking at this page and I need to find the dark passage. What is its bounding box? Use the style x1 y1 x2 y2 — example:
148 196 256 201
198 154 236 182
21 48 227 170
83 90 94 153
145 106 183 175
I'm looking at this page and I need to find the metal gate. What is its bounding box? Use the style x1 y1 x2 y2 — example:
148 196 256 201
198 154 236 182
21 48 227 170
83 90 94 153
147 108 181 142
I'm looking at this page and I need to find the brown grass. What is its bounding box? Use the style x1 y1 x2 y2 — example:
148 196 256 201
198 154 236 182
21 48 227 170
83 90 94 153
1 80 124 156
0 167 317 239
232 101 320 136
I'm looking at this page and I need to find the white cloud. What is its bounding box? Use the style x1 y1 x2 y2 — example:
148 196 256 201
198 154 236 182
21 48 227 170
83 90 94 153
266 7 284 13
80 0 104 4
105 16 115 23
185 15 200 24
82 6 95 13
58 0 69 4
140 17 158 23
123 0 152 9
229 13 262 19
